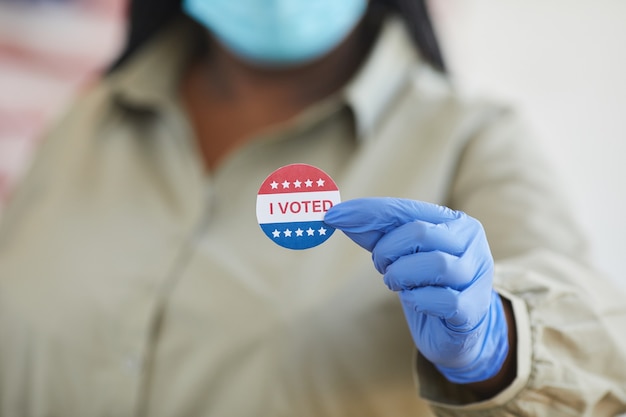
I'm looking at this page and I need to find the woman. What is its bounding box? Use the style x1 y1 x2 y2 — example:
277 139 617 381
1 0 625 416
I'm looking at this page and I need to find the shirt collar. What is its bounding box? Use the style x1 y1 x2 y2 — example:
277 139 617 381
108 18 197 111
109 16 420 138
343 16 420 139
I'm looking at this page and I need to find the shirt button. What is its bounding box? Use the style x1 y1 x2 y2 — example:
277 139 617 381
123 354 143 374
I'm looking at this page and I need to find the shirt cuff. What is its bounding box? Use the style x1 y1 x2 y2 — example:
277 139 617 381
415 288 532 411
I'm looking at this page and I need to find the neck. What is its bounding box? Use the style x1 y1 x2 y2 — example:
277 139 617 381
181 10 382 170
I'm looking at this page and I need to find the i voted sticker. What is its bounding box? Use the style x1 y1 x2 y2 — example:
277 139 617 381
256 164 341 250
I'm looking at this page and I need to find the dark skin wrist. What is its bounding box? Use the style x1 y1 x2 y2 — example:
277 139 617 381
464 296 518 399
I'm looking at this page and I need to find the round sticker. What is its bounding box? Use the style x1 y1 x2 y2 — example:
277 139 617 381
256 164 341 250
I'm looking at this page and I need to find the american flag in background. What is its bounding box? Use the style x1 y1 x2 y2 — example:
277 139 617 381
0 0 126 215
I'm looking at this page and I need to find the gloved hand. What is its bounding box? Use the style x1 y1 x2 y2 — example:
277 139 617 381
324 197 509 384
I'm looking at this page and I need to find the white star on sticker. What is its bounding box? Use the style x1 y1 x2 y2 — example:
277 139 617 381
316 178 325 187
272 229 281 238
306 227 315 236
318 227 327 236
282 180 290 189
293 180 302 188
295 228 304 237
305 179 313 187
270 181 278 189
284 229 292 237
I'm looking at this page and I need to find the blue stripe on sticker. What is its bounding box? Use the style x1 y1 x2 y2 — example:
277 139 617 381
259 221 335 250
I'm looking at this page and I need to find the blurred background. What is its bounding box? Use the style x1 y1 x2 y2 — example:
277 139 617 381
0 0 125 205
434 0 626 289
0 0 625 288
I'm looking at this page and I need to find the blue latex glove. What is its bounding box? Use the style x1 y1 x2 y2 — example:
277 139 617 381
324 197 509 384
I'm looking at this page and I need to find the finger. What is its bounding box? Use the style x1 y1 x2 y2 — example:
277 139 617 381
399 286 460 321
324 198 461 251
372 220 466 274
325 198 460 230
382 251 472 291
398 276 493 330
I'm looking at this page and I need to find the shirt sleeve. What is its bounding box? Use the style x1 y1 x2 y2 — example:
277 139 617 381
417 106 626 416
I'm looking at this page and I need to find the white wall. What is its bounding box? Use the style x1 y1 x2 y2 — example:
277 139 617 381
435 0 626 288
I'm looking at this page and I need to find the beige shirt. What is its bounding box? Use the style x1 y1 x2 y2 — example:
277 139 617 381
1 16 625 417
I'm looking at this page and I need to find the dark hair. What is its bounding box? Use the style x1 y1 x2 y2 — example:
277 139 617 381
110 0 446 72
377 0 446 72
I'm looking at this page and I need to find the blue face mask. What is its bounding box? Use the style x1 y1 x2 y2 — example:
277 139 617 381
183 0 368 67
